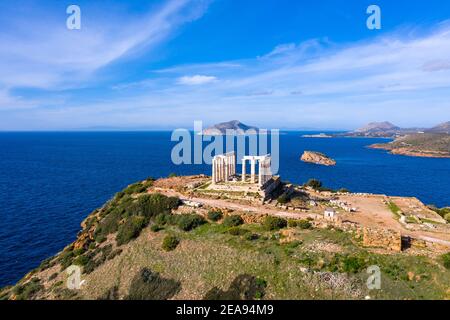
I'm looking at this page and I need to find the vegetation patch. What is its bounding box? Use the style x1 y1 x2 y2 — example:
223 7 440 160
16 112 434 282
207 210 223 222
223 215 244 227
12 278 43 300
162 235 180 251
263 216 287 231
126 268 181 300
204 274 267 300
176 214 207 231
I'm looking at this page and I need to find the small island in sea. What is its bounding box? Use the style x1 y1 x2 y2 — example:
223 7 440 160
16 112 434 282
202 120 259 135
301 151 336 166
2 152 449 300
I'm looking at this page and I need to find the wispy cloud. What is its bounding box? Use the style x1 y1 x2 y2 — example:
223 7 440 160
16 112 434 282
0 0 210 92
177 75 218 85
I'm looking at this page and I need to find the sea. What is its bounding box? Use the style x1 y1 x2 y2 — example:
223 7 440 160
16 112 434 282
0 131 449 287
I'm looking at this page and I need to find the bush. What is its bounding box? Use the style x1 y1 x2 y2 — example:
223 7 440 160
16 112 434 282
445 213 450 223
338 188 350 193
168 173 178 178
207 210 223 222
176 214 206 231
442 252 450 269
227 227 250 236
297 219 313 230
287 220 298 228
116 216 146 246
127 268 181 300
13 278 43 300
73 255 89 266
223 215 244 227
162 235 180 252
245 233 260 241
304 179 322 190
277 194 290 204
150 224 163 232
154 213 172 226
263 216 287 231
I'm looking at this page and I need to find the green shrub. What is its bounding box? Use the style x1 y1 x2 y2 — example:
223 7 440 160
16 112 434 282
154 213 172 225
162 235 180 252
263 216 287 231
287 219 298 227
338 188 350 193
177 214 206 231
116 216 146 246
207 210 223 222
73 255 89 266
245 233 260 241
297 219 313 230
304 179 322 190
223 215 244 227
13 278 43 300
277 194 290 204
227 227 250 236
441 252 450 269
150 224 163 232
58 250 74 270
444 213 450 223
168 173 178 178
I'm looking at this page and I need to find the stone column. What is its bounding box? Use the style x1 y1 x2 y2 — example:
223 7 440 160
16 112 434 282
258 161 263 187
242 159 246 182
250 158 256 184
212 158 216 183
224 157 229 182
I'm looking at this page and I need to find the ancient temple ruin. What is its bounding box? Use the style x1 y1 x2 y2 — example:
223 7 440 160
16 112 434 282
212 152 273 187
211 152 236 183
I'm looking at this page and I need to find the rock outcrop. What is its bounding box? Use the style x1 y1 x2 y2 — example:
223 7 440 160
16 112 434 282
301 151 336 166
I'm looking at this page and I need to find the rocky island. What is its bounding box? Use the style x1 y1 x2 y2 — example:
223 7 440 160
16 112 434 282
301 151 336 166
202 120 259 135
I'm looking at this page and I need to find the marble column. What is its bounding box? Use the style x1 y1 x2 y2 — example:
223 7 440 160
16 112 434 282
242 159 246 182
212 158 216 183
258 161 263 186
250 158 256 184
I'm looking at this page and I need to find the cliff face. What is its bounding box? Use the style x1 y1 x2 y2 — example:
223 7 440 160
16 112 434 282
301 151 336 166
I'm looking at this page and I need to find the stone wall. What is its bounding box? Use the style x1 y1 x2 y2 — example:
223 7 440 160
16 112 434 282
362 227 402 252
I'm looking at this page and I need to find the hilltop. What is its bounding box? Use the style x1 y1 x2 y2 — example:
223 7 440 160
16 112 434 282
427 121 450 134
1 175 449 300
202 120 259 135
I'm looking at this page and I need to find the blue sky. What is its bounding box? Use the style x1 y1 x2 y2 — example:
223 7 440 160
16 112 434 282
1 0 450 130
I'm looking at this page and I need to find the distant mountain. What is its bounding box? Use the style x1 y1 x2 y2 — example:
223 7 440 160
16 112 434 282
202 120 259 135
427 121 450 134
355 121 400 133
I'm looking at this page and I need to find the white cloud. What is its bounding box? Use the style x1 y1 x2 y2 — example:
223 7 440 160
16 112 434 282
0 0 210 91
177 75 218 85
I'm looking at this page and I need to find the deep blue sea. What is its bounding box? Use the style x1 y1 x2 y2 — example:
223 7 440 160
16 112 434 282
0 131 449 287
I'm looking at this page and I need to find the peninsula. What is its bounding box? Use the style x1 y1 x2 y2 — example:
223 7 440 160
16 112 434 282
2 153 449 300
